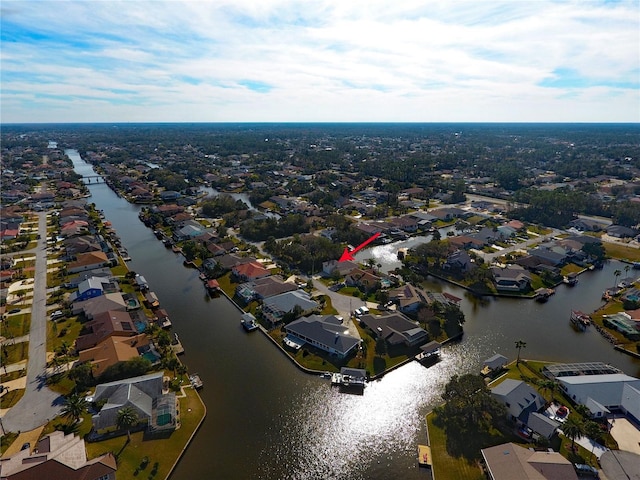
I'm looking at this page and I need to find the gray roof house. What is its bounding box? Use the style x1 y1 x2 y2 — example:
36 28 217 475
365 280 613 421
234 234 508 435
284 314 361 358
527 412 560 439
491 379 545 424
491 265 531 292
359 312 428 347
236 276 298 303
261 290 319 325
91 371 177 434
481 442 578 480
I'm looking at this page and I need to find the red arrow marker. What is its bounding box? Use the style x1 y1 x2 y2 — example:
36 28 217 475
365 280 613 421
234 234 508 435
339 232 381 262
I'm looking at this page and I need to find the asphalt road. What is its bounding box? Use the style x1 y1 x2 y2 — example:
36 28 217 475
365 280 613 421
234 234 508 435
2 212 64 433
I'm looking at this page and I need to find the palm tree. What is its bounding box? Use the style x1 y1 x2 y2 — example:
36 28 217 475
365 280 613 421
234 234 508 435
61 393 88 424
539 379 557 402
562 416 584 453
584 420 602 463
515 340 526 365
613 269 621 289
117 406 139 443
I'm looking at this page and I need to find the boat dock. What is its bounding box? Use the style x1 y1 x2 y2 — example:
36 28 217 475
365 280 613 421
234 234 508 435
417 444 432 468
534 287 555 302
415 341 441 365
331 367 367 389
189 373 203 390
171 332 185 354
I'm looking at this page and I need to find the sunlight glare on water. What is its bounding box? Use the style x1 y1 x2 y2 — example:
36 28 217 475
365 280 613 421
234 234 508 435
264 343 487 480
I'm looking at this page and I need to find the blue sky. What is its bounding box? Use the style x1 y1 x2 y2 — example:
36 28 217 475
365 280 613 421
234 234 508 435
1 0 639 123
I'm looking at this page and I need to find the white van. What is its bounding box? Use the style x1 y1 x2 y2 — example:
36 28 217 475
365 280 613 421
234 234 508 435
354 306 370 317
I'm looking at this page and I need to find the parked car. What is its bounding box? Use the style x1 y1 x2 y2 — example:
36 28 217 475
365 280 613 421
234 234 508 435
21 443 30 451
8 308 21 314
574 463 599 477
50 310 64 320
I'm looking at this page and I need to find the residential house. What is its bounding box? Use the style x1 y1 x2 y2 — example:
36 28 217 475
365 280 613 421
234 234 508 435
344 268 381 293
528 247 567 267
91 371 178 434
69 276 117 303
481 354 508 376
388 283 427 313
491 379 545 425
232 261 271 282
359 312 428 347
236 276 298 303
60 220 89 238
71 292 127 320
606 224 638 239
430 207 467 221
557 373 640 422
284 314 361 358
0 431 116 480
67 251 111 274
442 250 475 272
78 333 153 378
526 412 561 440
491 265 532 292
569 218 607 232
322 259 359 277
261 290 319 325
75 310 139 351
481 442 578 480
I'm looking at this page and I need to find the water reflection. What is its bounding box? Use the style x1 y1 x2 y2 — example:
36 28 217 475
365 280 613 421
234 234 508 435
66 149 640 479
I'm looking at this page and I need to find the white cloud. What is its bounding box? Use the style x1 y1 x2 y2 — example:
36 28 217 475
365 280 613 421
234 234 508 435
1 0 638 122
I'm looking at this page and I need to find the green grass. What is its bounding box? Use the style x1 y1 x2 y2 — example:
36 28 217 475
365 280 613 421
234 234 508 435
85 388 206 480
1 313 31 338
0 432 18 456
426 412 484 480
0 388 25 409
604 243 640 262
560 264 583 276
47 316 84 353
1 342 29 364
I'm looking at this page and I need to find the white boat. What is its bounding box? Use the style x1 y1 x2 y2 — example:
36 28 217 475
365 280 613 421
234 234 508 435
570 310 590 331
241 312 258 331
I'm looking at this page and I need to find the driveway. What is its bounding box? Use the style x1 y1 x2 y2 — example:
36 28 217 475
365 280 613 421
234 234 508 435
1 211 64 433
312 278 372 338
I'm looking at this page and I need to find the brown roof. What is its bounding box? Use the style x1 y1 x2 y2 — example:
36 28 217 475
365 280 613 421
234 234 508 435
75 310 137 351
7 454 116 480
78 334 149 377
481 443 578 480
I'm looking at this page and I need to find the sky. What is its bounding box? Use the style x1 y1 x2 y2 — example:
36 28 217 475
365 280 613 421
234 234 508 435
1 0 639 123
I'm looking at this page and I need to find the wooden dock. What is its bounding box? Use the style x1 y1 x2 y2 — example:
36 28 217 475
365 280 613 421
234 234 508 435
417 444 432 468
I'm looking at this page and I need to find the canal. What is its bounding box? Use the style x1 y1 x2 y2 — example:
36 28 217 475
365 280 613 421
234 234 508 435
67 150 639 480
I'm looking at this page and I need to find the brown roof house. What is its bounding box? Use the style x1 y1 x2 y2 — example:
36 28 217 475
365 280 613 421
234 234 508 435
75 310 138 351
481 442 578 480
67 251 111 274
0 431 116 480
78 333 153 378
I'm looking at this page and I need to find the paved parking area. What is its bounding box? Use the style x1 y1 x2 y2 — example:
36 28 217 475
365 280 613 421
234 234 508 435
610 417 640 455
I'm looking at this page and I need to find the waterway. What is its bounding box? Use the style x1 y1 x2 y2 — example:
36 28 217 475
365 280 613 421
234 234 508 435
67 149 640 480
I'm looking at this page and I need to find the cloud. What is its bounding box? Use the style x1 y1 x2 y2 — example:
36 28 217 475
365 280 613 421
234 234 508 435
1 0 638 122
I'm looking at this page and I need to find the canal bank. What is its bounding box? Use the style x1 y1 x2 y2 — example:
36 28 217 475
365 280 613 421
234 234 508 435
68 149 640 480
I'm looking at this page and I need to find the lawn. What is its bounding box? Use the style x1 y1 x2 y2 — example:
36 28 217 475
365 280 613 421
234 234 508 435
426 412 485 480
2 342 29 364
0 388 25 409
604 243 640 262
561 263 584 276
85 388 206 480
47 315 84 353
1 313 31 338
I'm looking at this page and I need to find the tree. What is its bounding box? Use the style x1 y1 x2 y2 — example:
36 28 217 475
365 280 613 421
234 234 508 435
117 406 139 443
515 340 526 365
613 269 621 289
562 416 584 452
437 373 506 438
539 379 557 402
61 393 88 424
583 420 602 463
